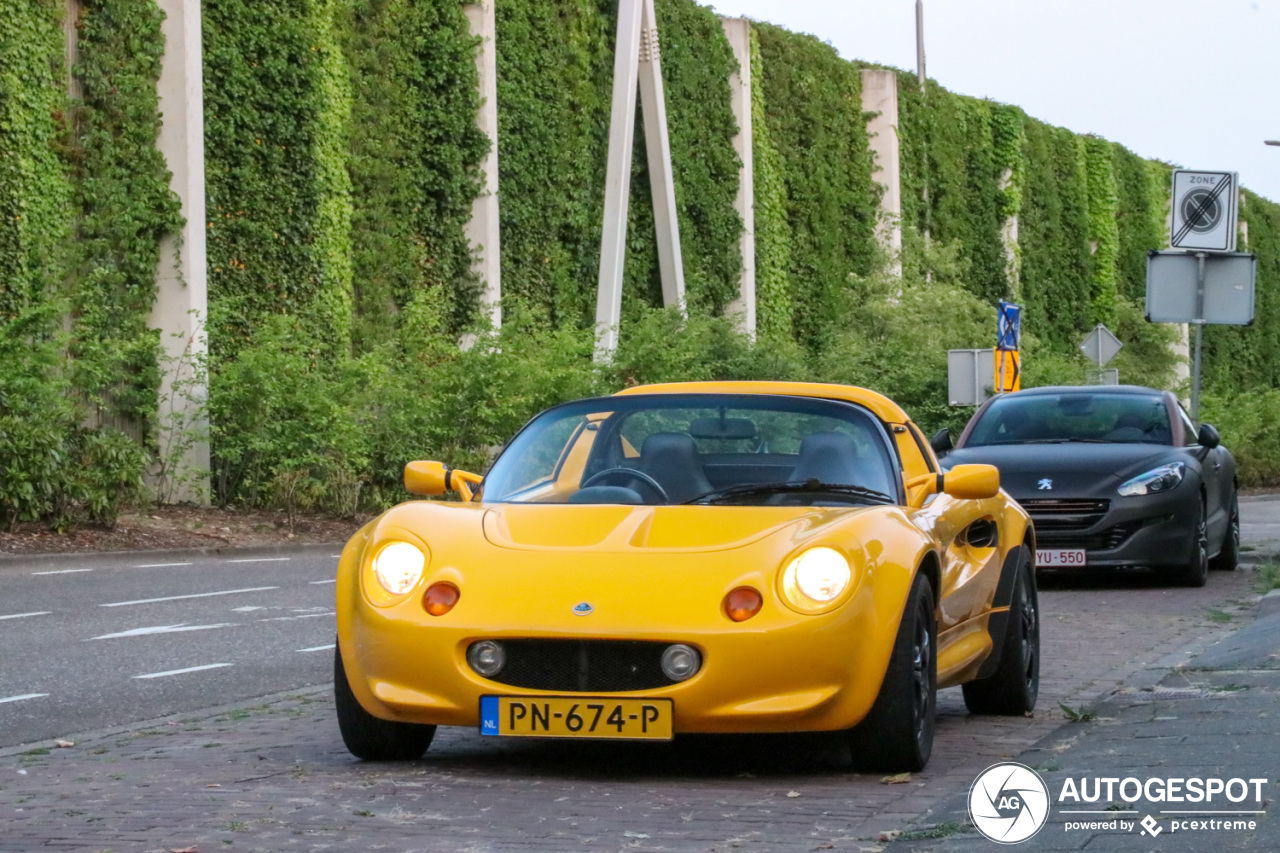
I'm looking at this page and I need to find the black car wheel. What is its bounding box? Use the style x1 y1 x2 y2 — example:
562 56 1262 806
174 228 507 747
335 642 436 760
962 547 1040 715
846 572 936 773
1179 497 1210 588
1210 492 1240 572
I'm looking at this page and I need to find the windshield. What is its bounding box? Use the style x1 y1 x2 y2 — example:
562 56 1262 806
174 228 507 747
481 393 900 506
963 392 1171 447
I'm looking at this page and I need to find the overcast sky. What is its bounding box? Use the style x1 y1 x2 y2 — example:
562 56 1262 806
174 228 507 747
708 0 1280 205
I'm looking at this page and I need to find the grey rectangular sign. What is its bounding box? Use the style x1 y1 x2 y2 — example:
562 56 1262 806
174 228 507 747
1145 251 1256 325
948 348 995 407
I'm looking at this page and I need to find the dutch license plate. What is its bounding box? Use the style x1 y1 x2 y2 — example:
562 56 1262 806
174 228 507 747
479 695 673 740
1037 548 1087 568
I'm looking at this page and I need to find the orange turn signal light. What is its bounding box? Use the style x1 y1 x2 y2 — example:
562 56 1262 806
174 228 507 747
724 587 763 622
423 582 460 616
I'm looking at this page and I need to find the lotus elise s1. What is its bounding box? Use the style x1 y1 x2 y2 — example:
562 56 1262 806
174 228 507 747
334 382 1039 771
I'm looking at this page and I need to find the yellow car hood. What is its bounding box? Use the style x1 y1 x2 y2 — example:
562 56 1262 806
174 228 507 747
481 504 848 552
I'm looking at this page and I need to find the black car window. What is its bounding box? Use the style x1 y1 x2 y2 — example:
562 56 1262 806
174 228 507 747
963 393 1172 446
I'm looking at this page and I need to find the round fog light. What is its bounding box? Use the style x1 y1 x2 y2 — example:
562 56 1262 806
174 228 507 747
661 644 701 682
467 640 506 677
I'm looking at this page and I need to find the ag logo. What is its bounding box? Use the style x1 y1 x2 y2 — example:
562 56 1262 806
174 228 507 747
968 762 1050 844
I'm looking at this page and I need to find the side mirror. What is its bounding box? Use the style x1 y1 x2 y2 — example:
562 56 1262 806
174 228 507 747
404 461 449 496
1197 424 1221 450
930 427 953 455
943 464 1000 500
404 461 483 500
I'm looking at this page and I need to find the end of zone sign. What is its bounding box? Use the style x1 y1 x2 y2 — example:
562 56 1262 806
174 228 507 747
1171 170 1238 252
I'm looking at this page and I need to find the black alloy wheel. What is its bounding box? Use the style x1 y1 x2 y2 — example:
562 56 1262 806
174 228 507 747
962 547 1040 716
1180 497 1210 588
846 572 937 773
1211 492 1240 572
334 642 436 760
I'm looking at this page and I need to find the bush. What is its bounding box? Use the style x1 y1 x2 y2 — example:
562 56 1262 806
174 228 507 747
1201 389 1280 488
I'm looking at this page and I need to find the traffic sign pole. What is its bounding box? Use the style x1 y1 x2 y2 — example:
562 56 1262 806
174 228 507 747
1191 252 1206 424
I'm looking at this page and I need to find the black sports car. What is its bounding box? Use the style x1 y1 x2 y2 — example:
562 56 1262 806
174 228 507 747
932 385 1237 586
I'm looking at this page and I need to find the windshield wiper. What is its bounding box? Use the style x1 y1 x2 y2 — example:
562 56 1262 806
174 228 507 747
685 479 894 505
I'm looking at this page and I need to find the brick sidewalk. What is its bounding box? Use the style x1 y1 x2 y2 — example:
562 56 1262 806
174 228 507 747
0 569 1258 852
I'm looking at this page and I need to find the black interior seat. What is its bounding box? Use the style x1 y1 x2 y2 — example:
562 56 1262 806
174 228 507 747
789 431 864 485
636 433 713 503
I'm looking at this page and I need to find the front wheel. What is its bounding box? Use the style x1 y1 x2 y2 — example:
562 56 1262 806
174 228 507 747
335 643 436 760
845 572 936 773
1210 492 1239 572
1178 497 1210 587
962 547 1040 715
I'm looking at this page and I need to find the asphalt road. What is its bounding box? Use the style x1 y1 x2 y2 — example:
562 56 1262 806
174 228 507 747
0 547 340 747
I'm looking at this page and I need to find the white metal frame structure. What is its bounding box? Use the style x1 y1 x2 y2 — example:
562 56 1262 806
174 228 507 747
595 0 686 360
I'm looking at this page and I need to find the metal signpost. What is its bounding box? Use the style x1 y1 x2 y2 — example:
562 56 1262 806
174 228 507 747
995 301 1021 394
1080 324 1122 386
948 349 995 407
1146 250 1256 422
1145 169 1255 423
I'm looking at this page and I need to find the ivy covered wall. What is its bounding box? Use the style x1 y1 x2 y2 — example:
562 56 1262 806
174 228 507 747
7 0 1280 518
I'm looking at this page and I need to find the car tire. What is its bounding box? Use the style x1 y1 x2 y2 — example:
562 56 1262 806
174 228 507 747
1179 496 1210 588
1210 492 1240 572
962 547 1040 716
335 643 436 760
846 572 936 773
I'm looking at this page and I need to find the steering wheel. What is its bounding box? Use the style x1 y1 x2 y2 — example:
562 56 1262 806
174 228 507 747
580 467 670 504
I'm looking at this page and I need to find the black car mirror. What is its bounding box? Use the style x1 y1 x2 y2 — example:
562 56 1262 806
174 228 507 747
930 428 953 455
1197 423 1221 449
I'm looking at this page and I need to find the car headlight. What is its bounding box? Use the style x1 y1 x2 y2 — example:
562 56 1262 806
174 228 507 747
1117 462 1185 497
781 547 853 614
372 540 426 595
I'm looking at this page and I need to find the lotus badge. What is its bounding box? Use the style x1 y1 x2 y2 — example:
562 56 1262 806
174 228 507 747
572 602 594 616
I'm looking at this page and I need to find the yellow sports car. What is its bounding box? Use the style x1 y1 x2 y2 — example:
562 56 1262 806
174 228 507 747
334 381 1038 771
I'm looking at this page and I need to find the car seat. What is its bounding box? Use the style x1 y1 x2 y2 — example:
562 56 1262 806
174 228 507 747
636 433 714 503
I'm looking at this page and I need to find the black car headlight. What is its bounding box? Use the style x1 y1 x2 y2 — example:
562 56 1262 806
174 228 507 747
1117 462 1185 497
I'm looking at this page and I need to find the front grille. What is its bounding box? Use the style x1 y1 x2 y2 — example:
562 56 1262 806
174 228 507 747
1037 520 1141 551
485 639 678 692
1021 498 1110 534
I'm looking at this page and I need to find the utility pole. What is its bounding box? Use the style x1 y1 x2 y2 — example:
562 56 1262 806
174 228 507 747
916 0 931 282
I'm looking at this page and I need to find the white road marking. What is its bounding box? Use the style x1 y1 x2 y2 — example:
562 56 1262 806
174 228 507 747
0 693 48 705
134 562 192 568
231 606 267 612
101 586 278 608
257 611 335 623
309 579 336 585
297 644 336 653
88 623 237 641
31 568 93 576
329 554 341 558
226 557 291 564
0 611 51 621
133 663 232 680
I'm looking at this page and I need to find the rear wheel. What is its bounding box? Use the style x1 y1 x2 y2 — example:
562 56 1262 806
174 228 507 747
846 572 936 773
963 548 1040 715
335 643 436 760
1210 492 1239 572
1178 497 1210 587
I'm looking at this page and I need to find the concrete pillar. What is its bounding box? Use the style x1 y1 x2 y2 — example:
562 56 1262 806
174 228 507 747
861 68 902 276
720 17 755 339
999 168 1020 299
151 0 209 503
465 2 501 331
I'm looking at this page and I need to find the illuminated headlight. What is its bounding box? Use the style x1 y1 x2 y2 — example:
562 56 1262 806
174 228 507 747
1117 462 1185 497
782 547 852 613
660 644 702 682
467 640 506 677
372 540 426 595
